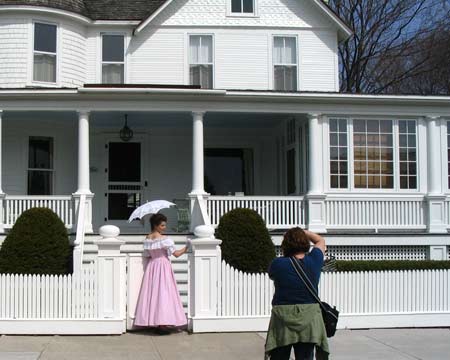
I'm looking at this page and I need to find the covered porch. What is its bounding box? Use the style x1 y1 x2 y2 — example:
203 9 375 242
0 88 449 237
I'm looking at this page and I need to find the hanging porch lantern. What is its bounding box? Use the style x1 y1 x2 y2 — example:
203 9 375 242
119 114 133 142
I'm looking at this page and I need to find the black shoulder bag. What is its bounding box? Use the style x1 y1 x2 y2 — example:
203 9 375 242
289 256 339 337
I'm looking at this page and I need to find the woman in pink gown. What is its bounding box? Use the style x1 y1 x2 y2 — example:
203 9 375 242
134 213 188 334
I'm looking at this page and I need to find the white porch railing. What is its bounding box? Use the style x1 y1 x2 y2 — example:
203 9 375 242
325 196 426 230
207 196 306 229
3 195 74 229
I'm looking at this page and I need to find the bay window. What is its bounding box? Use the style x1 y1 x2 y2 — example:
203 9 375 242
329 118 418 190
33 23 57 83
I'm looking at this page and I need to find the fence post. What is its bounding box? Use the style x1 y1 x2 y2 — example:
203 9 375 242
95 225 126 332
188 225 222 333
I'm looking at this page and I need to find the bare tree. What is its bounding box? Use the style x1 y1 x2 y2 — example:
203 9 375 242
329 0 448 94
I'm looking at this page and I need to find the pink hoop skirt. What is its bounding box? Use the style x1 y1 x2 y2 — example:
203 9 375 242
134 247 187 327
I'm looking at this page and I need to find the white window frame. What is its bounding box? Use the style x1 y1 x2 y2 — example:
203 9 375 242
272 35 299 92
329 118 350 190
101 32 126 84
31 20 59 86
325 117 421 193
227 0 258 17
188 34 214 89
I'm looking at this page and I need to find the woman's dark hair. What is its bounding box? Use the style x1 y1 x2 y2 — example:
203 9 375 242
281 227 310 257
150 213 167 231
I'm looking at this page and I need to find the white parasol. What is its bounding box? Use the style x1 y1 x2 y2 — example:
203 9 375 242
128 200 176 223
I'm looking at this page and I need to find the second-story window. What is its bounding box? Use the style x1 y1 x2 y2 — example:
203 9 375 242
33 23 57 83
231 0 254 14
273 36 297 91
189 35 213 89
102 34 125 84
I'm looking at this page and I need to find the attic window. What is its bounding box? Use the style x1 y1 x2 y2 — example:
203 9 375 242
231 0 255 15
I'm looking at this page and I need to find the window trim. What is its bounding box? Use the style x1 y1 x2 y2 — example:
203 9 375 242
101 32 126 84
227 0 258 17
188 33 215 89
272 35 299 92
31 20 59 86
326 116 421 193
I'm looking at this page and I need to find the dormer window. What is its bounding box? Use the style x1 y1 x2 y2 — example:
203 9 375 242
102 34 125 84
231 0 254 14
33 23 57 83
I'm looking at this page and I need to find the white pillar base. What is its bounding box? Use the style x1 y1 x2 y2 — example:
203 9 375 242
426 194 447 234
73 192 94 233
306 193 327 233
188 192 210 232
188 227 222 330
428 245 448 260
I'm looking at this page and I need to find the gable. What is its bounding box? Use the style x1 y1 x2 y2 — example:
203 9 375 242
134 0 352 40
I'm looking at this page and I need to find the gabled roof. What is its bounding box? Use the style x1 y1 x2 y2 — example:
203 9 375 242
0 0 352 39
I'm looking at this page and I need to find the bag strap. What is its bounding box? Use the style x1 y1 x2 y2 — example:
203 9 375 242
289 256 325 310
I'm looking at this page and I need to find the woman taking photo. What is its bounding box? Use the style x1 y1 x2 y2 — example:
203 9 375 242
265 228 329 360
134 213 188 335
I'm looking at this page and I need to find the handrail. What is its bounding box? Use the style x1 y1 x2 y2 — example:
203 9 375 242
73 194 86 273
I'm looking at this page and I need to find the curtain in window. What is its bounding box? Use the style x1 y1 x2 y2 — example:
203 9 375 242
33 54 56 82
102 64 124 84
190 35 213 88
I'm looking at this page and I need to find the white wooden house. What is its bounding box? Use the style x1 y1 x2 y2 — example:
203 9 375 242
0 0 449 263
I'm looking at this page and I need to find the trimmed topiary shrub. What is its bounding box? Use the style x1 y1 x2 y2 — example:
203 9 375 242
0 208 71 275
334 260 450 272
216 208 276 273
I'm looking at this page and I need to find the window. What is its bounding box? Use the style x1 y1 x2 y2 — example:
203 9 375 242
231 0 254 14
28 137 53 195
329 118 348 189
399 120 417 189
273 37 297 91
205 149 253 195
189 35 213 89
33 23 57 83
353 120 394 189
102 34 125 84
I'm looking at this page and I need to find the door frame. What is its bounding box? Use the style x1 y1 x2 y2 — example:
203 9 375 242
101 132 149 233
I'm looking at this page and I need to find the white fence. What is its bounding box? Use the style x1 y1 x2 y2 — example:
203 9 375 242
325 196 426 230
207 196 306 229
219 262 450 330
3 195 74 229
0 266 96 320
0 228 126 335
189 244 450 332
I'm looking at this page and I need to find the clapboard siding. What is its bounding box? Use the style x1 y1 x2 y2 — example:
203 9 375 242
0 17 29 87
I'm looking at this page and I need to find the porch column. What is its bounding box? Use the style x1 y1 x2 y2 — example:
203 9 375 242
191 111 206 195
425 116 447 234
0 111 4 233
306 113 327 233
189 111 210 231
73 110 93 233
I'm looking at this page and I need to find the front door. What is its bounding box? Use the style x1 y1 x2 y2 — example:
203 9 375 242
105 140 145 231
